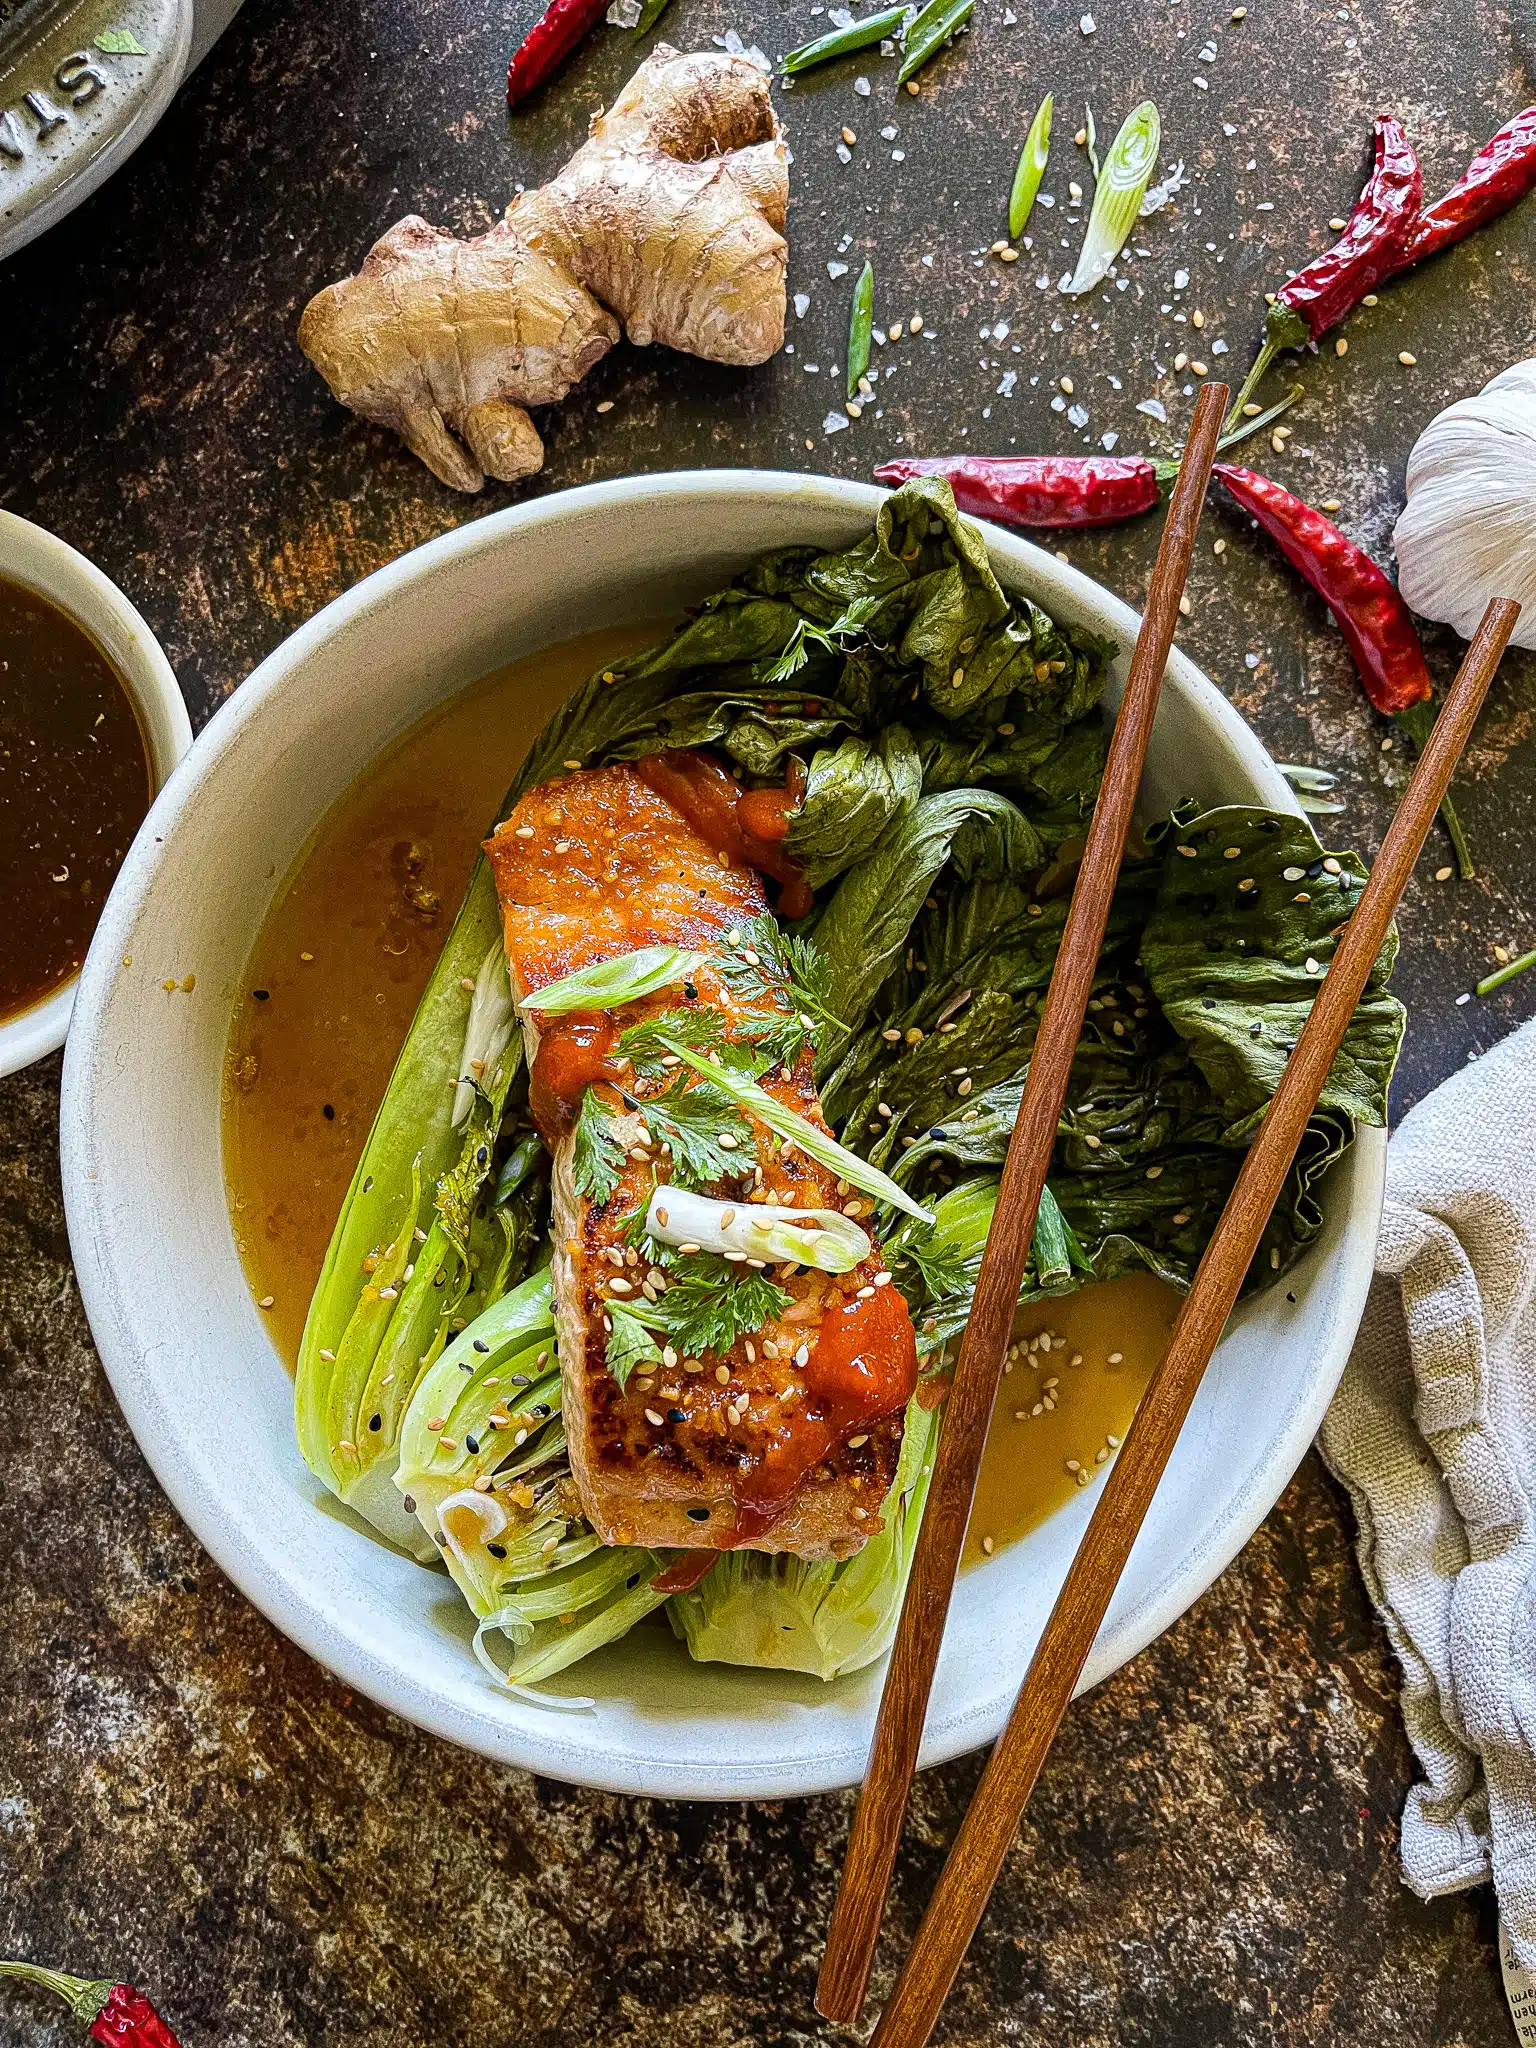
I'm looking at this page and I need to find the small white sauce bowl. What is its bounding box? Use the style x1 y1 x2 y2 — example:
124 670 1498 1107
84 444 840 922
0 510 191 1079
60 474 1383 1798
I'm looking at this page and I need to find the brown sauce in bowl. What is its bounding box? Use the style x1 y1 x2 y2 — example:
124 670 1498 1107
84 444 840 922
0 573 153 1023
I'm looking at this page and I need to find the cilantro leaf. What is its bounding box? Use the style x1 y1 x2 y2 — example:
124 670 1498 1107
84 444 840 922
637 1081 755 1187
620 1006 732 1079
647 1260 792 1358
606 1303 664 1388
573 1089 625 1203
894 1227 974 1306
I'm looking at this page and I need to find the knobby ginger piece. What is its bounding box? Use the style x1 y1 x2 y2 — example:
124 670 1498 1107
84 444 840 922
297 46 788 491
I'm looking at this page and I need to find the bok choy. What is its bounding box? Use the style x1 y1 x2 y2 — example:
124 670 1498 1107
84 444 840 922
293 478 1404 1698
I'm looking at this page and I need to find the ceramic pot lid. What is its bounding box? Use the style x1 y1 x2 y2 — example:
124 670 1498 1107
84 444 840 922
0 0 193 262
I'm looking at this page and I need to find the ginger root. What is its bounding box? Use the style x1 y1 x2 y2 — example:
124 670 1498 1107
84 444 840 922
298 47 788 492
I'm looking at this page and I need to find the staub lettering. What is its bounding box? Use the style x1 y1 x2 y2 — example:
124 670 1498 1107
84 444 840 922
55 56 110 106
0 54 112 168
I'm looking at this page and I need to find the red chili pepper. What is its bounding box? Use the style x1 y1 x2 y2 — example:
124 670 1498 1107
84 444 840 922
0 1965 182 2047
1213 463 1430 714
1266 113 1422 350
870 387 1301 532
1390 104 1536 269
872 454 1160 529
506 0 610 106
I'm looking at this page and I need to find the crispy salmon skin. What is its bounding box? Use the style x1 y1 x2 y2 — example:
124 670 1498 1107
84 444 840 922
485 759 918 1560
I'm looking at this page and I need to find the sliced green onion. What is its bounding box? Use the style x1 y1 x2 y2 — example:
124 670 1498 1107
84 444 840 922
1062 98 1159 296
1008 93 1052 240
784 4 908 74
896 0 973 86
645 1187 871 1272
656 1031 934 1224
1275 763 1337 792
1478 947 1536 998
1083 101 1100 180
519 945 707 1016
847 261 875 400
633 0 673 30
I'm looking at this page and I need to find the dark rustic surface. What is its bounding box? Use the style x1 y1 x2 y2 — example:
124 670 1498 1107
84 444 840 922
2 0 1533 2041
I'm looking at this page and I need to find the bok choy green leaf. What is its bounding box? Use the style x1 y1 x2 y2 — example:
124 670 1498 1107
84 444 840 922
667 1394 940 1680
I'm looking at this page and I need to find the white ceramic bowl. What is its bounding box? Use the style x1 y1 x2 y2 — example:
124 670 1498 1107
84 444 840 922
60 473 1382 1799
0 510 191 1079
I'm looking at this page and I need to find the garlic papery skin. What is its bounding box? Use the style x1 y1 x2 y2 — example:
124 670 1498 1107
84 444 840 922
644 1187 871 1272
1394 358 1536 651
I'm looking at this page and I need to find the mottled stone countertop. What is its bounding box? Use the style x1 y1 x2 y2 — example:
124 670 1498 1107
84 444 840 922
2 0 1533 2040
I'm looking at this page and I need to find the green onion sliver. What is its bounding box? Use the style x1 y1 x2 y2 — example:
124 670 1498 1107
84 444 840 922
1477 947 1536 998
896 0 973 85
784 4 908 75
645 1186 871 1272
634 0 673 31
847 261 875 399
519 945 707 1015
657 1031 934 1223
1008 93 1052 240
1062 98 1159 295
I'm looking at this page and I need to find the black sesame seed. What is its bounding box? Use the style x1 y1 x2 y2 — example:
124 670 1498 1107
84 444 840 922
1306 859 1325 879
368 1414 382 1432
253 988 270 1001
487 1543 507 1559
532 1403 551 1418
323 1103 335 1120
1202 998 1216 1010
476 1146 489 1167
687 1506 712 1522
1249 1022 1263 1038
511 1373 530 1386
465 1435 480 1454
668 1408 687 1424
434 1531 448 1547
930 1126 949 1140
363 1176 374 1193
1286 1291 1297 1303
684 981 699 1000
627 1572 641 1589
459 1362 473 1373
402 1494 416 1514
473 1339 490 1354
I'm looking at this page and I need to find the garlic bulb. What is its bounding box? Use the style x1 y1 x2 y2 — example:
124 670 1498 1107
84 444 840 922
1394 358 1536 651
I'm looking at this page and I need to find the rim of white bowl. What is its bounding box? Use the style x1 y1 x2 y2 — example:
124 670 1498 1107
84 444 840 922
0 509 192 1079
60 471 1383 1798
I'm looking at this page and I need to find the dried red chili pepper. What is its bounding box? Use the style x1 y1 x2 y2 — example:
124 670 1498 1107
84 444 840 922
1389 104 1536 269
507 0 611 105
873 385 1301 532
0 1964 182 2047
1270 114 1421 347
1214 462 1474 875
872 454 1160 528
1224 115 1420 426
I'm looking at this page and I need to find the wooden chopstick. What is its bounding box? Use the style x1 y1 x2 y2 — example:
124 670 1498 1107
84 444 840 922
816 381 1232 2025
865 593 1522 2048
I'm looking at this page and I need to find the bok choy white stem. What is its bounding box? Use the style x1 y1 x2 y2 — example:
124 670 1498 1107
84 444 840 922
452 937 518 1129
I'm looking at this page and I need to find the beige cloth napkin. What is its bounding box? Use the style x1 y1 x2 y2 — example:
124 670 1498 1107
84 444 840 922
1319 1015 1536 1968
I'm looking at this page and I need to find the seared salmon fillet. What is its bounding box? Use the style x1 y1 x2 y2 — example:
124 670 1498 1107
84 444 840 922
485 757 918 1560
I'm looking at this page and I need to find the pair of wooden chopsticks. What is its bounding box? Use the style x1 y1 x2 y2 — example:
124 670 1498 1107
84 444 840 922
819 375 1521 2046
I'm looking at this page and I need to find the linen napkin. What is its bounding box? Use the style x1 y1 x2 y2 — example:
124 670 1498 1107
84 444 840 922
1319 1014 1536 1971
